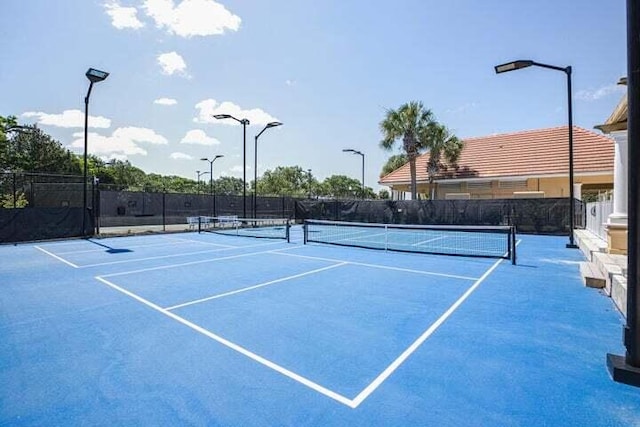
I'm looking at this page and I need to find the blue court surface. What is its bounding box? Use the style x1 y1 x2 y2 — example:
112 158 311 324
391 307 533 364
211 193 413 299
1 226 639 426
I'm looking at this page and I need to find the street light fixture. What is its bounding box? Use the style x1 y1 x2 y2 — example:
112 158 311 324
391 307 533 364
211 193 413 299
201 154 224 216
254 121 283 218
343 148 365 199
196 170 210 194
83 67 109 236
495 59 578 248
213 114 250 218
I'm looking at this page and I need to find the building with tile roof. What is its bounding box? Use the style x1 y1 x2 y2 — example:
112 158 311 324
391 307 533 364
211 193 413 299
378 126 614 200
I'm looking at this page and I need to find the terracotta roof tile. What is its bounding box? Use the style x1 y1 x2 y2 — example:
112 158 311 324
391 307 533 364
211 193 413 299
379 126 614 185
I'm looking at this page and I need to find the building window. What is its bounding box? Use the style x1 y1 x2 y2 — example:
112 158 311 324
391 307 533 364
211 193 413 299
467 181 492 191
499 180 527 190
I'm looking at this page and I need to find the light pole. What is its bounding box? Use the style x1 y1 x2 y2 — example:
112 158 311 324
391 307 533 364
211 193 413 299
201 154 224 216
343 148 365 199
82 68 109 236
213 114 250 218
254 122 283 218
196 170 209 194
495 59 578 248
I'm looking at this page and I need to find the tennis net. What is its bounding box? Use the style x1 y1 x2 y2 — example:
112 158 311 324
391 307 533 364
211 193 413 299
199 216 290 241
303 219 516 264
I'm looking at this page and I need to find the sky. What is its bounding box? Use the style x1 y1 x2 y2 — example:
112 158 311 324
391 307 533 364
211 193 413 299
0 0 628 192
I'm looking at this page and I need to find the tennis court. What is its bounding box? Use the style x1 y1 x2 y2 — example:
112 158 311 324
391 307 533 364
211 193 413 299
1 224 639 426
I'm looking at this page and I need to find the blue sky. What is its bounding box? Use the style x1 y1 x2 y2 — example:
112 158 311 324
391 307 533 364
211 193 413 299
0 0 627 191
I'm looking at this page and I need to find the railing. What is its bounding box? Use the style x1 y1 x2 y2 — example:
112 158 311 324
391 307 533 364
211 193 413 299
586 200 613 241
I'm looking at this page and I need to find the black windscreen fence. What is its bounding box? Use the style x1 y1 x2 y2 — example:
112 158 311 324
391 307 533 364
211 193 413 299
294 198 585 235
98 191 298 228
0 171 585 243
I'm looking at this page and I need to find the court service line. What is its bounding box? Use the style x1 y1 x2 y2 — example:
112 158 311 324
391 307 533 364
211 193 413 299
95 276 356 408
270 250 479 281
34 246 80 268
161 235 236 248
350 241 520 407
165 262 348 311
100 245 300 278
411 236 447 246
54 239 230 255
79 240 286 268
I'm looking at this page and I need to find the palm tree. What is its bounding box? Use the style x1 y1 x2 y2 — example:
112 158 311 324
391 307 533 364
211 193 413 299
379 101 436 199
424 123 463 199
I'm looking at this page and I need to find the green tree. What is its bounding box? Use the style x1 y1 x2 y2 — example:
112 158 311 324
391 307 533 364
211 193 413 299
380 101 436 200
380 154 408 177
258 166 309 196
215 176 244 195
426 123 463 199
2 125 81 174
378 189 390 199
320 174 366 198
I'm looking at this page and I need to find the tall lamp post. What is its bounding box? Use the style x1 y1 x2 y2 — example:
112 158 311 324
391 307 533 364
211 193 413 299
196 170 209 194
83 68 109 236
495 59 578 248
254 122 283 218
201 154 224 216
343 149 365 199
213 114 250 218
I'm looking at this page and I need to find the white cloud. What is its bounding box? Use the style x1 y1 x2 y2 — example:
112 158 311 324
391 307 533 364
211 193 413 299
576 84 625 101
285 79 296 86
157 51 188 76
170 152 193 160
180 129 220 145
193 99 280 126
229 165 244 173
113 127 168 145
143 0 241 38
104 2 145 29
68 126 168 158
154 97 178 105
22 109 111 129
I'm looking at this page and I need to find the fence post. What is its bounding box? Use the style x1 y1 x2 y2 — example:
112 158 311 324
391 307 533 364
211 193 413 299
12 173 16 208
162 190 166 232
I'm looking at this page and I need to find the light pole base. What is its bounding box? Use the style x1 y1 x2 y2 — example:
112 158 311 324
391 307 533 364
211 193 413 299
607 353 640 387
566 243 579 249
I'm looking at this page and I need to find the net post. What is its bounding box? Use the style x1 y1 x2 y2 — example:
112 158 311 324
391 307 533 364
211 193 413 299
511 226 517 265
286 220 291 243
303 221 308 244
198 216 202 234
384 224 388 251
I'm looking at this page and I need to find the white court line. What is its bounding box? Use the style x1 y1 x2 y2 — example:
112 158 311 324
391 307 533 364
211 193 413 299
95 275 355 408
53 239 229 255
99 245 300 278
161 235 236 248
79 240 286 268
271 250 478 281
411 236 447 246
349 239 521 407
34 246 79 268
165 262 348 311
349 253 507 407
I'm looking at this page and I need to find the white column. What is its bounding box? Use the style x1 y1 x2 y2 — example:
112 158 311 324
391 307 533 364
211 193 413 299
608 130 628 224
574 183 583 201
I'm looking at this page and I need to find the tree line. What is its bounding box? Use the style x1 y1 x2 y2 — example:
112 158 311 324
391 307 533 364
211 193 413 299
3 101 462 203
1 115 382 200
